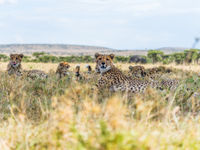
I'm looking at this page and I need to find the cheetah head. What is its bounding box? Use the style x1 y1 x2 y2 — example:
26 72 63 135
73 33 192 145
58 62 70 71
95 53 115 73
10 54 24 68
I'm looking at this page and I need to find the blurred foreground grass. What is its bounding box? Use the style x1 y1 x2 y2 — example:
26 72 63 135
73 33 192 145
0 63 200 149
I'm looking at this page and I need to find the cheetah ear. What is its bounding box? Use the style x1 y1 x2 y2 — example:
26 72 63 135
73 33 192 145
10 54 14 58
95 53 100 59
63 62 70 68
19 54 24 59
109 54 115 60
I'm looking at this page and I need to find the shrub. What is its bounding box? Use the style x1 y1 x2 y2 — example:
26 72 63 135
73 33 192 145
147 50 164 64
0 54 9 62
173 52 185 64
114 56 130 63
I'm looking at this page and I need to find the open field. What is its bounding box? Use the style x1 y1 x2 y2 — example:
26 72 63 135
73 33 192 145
1 62 200 73
0 63 200 149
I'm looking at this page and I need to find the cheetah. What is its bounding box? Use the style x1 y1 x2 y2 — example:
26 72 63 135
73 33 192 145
56 62 70 78
159 79 179 90
95 53 158 93
95 63 100 74
75 65 83 80
145 66 179 90
128 65 146 79
85 64 100 82
7 53 48 79
128 65 173 81
145 66 172 80
75 64 98 82
85 64 92 74
26 70 48 80
7 54 24 76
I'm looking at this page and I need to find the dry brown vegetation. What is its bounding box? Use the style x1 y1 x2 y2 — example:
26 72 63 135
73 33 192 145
0 63 200 149
1 62 200 73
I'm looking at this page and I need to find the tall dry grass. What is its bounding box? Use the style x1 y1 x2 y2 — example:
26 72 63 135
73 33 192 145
1 62 200 73
0 63 200 149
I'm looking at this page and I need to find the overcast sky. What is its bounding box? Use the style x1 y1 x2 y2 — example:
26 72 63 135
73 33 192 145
0 0 200 49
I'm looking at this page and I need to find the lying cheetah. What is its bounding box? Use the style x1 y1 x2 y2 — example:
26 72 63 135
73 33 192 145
159 78 179 90
95 53 157 93
145 66 172 80
7 54 48 79
128 65 179 90
128 65 172 80
26 70 48 80
128 65 146 79
56 62 70 78
144 66 179 90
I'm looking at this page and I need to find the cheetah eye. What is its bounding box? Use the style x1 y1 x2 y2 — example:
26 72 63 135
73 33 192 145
106 58 109 61
99 58 102 60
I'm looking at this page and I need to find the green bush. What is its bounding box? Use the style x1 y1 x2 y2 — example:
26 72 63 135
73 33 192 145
0 54 9 62
184 49 200 64
23 56 32 62
147 50 164 64
114 56 130 63
162 54 174 64
1 49 200 64
173 52 185 64
32 52 46 58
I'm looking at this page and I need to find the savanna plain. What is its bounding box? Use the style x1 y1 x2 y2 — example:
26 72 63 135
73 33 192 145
1 62 200 150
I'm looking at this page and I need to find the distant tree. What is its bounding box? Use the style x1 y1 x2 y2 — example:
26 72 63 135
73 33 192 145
184 49 199 64
32 52 46 58
147 50 164 64
23 55 32 62
162 54 174 64
115 56 129 63
58 56 67 62
197 52 200 64
38 55 59 63
0 54 8 62
173 52 185 64
82 55 93 62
